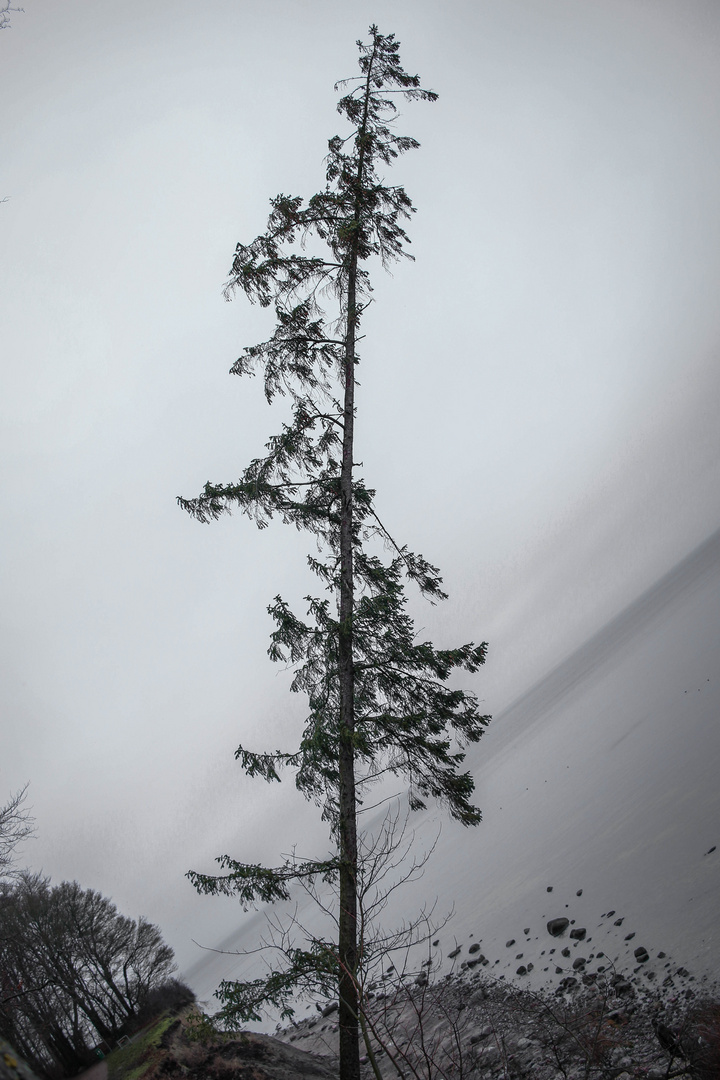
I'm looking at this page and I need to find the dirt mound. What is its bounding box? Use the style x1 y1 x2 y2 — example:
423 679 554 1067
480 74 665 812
135 1010 338 1080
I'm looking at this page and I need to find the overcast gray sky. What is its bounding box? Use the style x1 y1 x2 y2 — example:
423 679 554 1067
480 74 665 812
2 0 720 976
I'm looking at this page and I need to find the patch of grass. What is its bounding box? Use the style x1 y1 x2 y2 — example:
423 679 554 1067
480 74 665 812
105 1014 175 1080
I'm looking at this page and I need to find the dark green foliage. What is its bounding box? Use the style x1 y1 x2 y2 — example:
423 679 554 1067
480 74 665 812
215 942 339 1024
135 979 196 1027
180 26 490 1067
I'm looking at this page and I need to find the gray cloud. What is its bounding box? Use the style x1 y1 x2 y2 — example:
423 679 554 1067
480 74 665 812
1 0 719 977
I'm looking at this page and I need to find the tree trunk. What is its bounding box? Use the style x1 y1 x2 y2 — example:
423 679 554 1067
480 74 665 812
337 226 360 1080
337 42 377 1080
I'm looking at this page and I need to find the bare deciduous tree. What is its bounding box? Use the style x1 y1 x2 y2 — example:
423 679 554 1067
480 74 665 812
0 786 34 880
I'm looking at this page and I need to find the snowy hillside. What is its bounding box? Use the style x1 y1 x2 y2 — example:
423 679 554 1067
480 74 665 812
185 528 720 1009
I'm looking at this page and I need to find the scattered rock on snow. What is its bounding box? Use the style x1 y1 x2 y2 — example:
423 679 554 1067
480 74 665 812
547 918 570 937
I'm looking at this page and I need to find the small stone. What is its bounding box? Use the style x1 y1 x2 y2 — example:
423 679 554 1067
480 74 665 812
572 957 586 970
576 889 583 896
624 932 635 941
561 947 571 957
523 927 530 935
547 885 553 892
633 947 649 962
505 939 516 948
432 939 439 946
607 910 615 917
555 966 563 974
448 947 462 958
515 953 523 959
516 965 528 975
468 943 481 954
569 927 586 940
657 951 666 958
614 917 624 926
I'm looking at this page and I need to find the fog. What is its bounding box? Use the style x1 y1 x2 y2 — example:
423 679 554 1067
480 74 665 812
1 0 719 986
187 529 720 1006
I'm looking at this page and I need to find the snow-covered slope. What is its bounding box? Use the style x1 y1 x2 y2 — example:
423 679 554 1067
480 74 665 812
185 528 720 1007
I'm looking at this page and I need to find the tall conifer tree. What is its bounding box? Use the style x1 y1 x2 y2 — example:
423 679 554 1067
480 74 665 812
180 27 490 1080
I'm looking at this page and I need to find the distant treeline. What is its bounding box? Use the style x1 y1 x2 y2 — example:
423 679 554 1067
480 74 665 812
0 873 192 1077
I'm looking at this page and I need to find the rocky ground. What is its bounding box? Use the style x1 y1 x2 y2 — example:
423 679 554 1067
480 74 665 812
278 968 719 1079
274 900 720 1080
108 1010 340 1080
